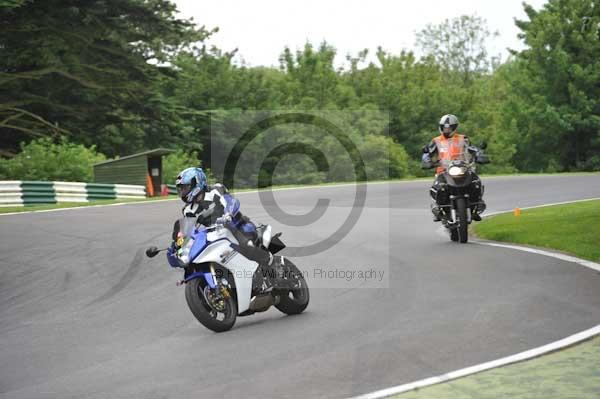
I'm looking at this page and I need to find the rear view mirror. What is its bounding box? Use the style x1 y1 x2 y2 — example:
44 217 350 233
476 154 490 164
146 246 159 258
479 141 488 150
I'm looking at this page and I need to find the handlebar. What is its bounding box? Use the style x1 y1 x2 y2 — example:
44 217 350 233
203 223 224 231
145 221 228 261
199 220 231 231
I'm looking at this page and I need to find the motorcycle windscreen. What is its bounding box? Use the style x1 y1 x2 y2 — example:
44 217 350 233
179 216 197 239
180 215 210 261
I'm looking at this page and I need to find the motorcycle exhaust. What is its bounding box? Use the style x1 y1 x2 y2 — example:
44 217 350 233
249 294 275 312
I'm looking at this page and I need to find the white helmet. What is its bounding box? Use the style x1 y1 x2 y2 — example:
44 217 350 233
439 114 459 138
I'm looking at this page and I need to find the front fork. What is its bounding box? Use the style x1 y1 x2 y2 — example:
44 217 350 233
205 263 231 299
449 194 471 225
181 264 231 299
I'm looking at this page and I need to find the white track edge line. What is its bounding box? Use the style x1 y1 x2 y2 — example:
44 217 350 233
0 179 427 217
474 242 600 272
349 325 600 399
0 198 179 216
3 178 599 217
484 197 600 217
475 196 600 272
354 197 600 399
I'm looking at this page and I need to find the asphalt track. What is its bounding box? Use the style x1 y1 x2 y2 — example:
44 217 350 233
1 175 599 399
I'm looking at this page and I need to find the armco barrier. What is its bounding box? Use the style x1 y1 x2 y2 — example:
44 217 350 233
0 181 23 206
53 182 88 203
115 184 149 199
86 183 117 201
21 181 56 205
0 181 147 207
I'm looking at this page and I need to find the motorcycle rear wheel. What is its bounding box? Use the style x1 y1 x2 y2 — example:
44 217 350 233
275 258 310 315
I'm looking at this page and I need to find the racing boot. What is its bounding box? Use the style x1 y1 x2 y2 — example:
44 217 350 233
431 203 442 222
471 201 486 221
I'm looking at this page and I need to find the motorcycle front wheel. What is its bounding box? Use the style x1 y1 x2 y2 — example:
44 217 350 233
185 277 237 332
450 228 459 242
456 197 469 243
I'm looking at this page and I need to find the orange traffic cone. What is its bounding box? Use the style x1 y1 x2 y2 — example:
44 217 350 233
514 207 521 217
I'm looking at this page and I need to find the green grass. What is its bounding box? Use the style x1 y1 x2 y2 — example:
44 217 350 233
474 199 600 262
0 196 177 214
395 336 600 399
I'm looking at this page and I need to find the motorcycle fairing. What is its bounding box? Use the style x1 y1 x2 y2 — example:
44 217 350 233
189 229 208 261
184 271 217 289
445 172 473 189
192 238 259 313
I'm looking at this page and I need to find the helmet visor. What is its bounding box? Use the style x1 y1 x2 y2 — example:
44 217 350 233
440 124 458 135
176 184 191 199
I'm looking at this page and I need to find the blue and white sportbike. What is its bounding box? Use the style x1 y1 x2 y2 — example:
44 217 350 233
146 216 309 332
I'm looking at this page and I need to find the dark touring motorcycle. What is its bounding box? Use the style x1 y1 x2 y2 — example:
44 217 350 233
146 215 309 332
423 143 490 243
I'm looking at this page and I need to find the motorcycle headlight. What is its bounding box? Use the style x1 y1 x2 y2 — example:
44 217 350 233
178 238 195 265
448 166 466 176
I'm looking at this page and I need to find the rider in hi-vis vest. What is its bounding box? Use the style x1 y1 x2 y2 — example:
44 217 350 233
433 134 468 175
422 114 486 221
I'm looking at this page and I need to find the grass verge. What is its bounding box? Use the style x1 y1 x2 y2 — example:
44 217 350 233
474 199 600 262
0 196 177 214
394 336 600 399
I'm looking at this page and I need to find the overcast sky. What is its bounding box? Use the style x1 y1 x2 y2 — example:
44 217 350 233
173 0 548 68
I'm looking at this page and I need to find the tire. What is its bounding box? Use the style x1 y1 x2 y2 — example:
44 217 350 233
185 277 237 332
275 258 309 315
456 197 468 243
450 228 459 242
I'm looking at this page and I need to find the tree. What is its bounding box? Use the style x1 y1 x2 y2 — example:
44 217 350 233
162 149 201 185
0 0 211 157
416 15 499 83
279 42 341 108
513 0 600 171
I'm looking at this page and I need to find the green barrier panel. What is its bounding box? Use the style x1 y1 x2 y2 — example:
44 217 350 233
167 184 177 195
86 183 116 201
21 181 56 205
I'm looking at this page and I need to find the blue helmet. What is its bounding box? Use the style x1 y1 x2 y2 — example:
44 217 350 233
175 167 208 203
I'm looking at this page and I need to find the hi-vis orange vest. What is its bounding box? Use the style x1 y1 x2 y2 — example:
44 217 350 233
433 133 467 175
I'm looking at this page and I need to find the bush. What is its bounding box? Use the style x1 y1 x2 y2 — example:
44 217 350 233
0 138 106 182
162 150 213 185
357 134 410 180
